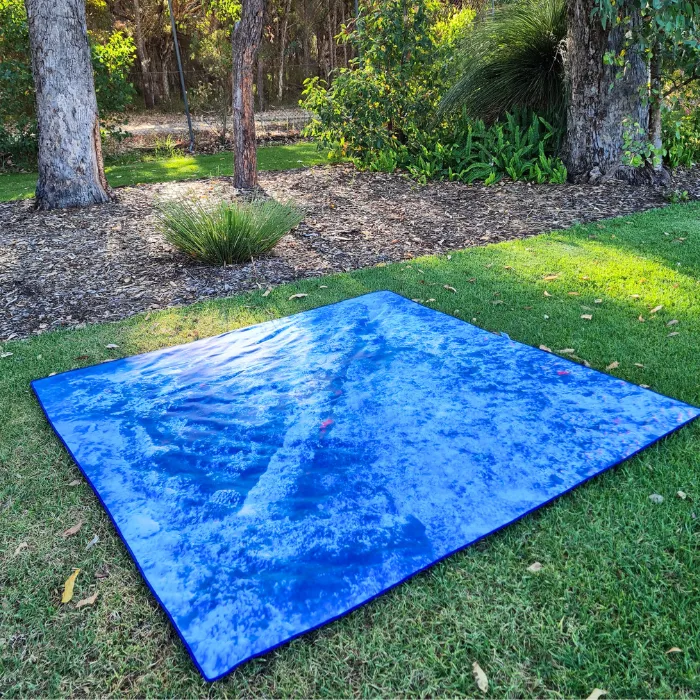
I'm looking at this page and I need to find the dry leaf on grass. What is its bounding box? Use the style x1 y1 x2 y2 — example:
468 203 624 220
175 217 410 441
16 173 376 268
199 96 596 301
527 561 543 572
638 315 645 322
472 662 489 693
560 348 575 354
443 285 457 293
606 361 619 371
649 493 664 504
543 274 559 281
539 345 552 353
68 480 82 487
677 491 687 500
635 363 645 368
61 569 80 604
668 331 680 337
581 314 593 320
543 291 552 297
262 288 271 297
666 647 682 654
86 534 100 550
319 285 328 289
567 292 580 296
76 591 99 609
1 352 13 359
594 299 603 304
586 689 607 700
61 520 83 539
62 521 83 538
105 344 119 349
667 319 678 326
650 305 663 314
14 542 28 556
288 294 308 300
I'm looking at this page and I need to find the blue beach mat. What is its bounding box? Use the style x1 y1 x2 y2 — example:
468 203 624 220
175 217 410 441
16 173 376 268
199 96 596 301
33 291 699 681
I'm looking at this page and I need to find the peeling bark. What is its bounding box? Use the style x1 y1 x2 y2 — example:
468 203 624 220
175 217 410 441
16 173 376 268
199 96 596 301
25 0 112 209
563 0 648 184
232 0 266 190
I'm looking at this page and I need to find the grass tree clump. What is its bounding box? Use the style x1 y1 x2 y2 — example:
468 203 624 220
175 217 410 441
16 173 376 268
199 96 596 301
157 198 304 265
440 0 566 125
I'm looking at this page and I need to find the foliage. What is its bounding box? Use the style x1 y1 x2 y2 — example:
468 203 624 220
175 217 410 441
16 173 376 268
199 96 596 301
663 80 700 167
621 118 665 168
440 0 567 125
156 198 304 265
91 31 137 114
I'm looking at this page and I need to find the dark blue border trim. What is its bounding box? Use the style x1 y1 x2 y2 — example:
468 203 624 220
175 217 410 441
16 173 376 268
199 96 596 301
30 290 700 683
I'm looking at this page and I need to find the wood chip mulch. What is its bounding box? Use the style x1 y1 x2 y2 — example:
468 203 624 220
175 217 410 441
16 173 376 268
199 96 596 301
1 164 698 342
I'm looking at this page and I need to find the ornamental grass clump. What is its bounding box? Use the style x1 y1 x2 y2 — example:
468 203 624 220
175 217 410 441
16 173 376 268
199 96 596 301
157 198 304 265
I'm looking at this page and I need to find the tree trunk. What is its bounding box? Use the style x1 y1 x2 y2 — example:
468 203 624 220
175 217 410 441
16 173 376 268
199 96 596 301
257 55 266 112
232 0 266 190
25 0 111 209
277 0 292 101
133 0 155 109
563 0 648 183
648 46 663 170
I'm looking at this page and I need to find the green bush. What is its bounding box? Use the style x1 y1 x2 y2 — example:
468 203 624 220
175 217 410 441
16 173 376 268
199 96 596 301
157 199 305 265
440 0 567 124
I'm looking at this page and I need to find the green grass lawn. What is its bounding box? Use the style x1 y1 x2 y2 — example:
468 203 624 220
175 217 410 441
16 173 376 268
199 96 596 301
0 142 329 202
1 203 699 697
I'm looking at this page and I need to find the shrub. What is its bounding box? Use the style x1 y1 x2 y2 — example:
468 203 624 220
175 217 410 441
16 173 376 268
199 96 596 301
157 199 304 265
439 0 567 125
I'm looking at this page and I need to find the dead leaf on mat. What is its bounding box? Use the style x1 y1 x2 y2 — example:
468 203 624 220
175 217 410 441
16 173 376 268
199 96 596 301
62 521 83 538
76 591 99 609
586 689 607 700
61 569 80 604
606 361 619 371
527 561 543 572
288 294 308 300
472 662 489 693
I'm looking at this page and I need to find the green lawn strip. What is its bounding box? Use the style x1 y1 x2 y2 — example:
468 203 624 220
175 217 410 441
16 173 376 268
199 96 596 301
1 203 699 697
0 142 330 201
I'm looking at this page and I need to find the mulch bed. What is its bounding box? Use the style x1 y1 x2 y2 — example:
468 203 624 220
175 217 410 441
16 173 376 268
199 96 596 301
1 164 699 342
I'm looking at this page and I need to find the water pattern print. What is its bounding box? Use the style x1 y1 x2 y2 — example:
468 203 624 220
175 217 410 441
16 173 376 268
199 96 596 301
32 291 700 680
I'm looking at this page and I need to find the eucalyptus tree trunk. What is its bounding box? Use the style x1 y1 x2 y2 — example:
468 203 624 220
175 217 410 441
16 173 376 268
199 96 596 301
232 0 266 190
563 0 648 183
277 0 292 100
25 0 111 209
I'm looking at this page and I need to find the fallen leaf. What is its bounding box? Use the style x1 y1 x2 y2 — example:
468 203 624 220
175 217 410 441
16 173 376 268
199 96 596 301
641 384 650 388
606 361 619 371
105 344 119 349
543 291 552 297
581 314 593 320
560 348 575 354
61 569 80 604
14 542 28 556
667 319 678 326
472 662 489 693
528 561 543 572
567 292 580 296
68 480 82 487
76 591 99 609
288 294 308 300
62 521 83 539
649 493 664 504
443 285 457 293
319 285 328 289
86 534 100 550
74 355 90 361
630 294 640 298
1 352 13 359
666 647 682 654
594 299 603 304
638 315 645 322
467 277 476 283
426 298 436 303
677 491 687 500
635 363 645 368
539 345 552 353
586 689 607 700
543 274 559 281
262 287 271 297
650 305 663 314
668 331 680 337
504 265 512 270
